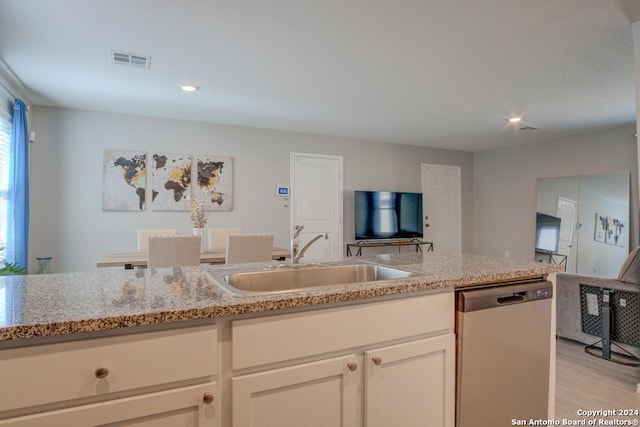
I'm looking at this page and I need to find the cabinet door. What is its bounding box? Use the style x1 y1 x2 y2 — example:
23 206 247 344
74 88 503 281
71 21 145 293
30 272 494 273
364 334 455 427
232 355 360 427
0 383 217 427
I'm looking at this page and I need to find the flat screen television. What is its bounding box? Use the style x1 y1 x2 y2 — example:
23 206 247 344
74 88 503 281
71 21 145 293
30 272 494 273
354 191 423 241
535 212 561 254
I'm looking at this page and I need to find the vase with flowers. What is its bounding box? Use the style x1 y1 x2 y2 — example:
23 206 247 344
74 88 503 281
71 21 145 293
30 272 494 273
189 195 208 250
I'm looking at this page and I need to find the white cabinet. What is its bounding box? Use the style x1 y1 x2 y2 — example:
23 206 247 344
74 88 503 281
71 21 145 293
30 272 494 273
233 355 361 427
1 383 217 426
231 292 455 427
0 290 454 427
232 335 455 427
364 334 455 427
0 325 219 426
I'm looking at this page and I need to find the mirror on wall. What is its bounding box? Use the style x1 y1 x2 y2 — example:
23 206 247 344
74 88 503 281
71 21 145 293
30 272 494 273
535 172 630 277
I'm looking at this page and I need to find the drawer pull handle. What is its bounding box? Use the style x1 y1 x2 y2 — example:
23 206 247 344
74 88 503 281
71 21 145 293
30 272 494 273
95 367 109 379
347 362 358 372
203 393 215 404
371 356 382 366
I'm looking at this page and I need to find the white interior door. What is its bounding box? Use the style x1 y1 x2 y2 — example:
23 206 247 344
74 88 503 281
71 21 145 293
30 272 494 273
421 164 461 253
291 153 343 261
556 197 577 273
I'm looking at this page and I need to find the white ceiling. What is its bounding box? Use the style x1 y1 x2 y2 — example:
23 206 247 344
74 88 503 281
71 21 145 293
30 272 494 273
0 0 638 152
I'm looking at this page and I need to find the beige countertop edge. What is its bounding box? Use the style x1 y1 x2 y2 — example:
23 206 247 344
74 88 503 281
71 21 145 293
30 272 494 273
0 253 563 347
0 262 560 343
0 280 451 343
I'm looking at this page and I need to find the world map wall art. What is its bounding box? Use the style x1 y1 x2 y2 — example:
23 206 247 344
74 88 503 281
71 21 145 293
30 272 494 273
196 155 233 211
151 153 192 211
594 212 625 247
103 150 233 212
103 150 147 211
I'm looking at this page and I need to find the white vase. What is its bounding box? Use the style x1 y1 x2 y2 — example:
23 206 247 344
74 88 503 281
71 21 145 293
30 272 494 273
193 227 204 252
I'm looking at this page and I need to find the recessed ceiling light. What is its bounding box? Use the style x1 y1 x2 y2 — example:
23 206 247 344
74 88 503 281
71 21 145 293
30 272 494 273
508 117 522 123
181 84 199 92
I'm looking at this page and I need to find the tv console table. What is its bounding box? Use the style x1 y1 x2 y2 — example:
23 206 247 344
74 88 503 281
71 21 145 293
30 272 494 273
346 239 434 257
535 249 567 270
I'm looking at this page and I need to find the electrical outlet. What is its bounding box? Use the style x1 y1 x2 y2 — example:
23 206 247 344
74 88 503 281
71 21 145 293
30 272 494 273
504 251 510 258
620 298 627 307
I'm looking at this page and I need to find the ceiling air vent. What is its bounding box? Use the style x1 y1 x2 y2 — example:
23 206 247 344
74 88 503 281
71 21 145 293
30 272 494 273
110 50 151 69
518 126 538 131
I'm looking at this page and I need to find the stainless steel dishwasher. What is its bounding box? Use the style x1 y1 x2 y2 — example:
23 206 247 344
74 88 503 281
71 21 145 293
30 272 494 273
456 279 553 427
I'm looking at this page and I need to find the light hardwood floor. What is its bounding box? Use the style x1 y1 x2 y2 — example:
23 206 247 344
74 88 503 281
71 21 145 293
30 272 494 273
555 337 640 420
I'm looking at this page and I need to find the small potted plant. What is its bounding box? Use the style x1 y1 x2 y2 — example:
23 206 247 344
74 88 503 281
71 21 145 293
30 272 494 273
0 247 27 275
0 262 26 275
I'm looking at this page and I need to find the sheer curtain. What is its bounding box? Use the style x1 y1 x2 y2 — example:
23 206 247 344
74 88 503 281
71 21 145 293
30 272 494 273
6 98 28 268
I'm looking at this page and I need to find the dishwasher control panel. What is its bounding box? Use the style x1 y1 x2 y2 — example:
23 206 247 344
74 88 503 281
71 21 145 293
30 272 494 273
530 287 553 300
457 280 553 312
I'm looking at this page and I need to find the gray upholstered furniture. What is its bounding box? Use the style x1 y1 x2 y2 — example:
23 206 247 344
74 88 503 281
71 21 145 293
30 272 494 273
556 247 640 358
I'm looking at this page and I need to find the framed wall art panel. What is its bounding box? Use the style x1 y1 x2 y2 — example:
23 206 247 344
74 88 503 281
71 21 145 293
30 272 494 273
103 150 147 211
151 153 192 211
196 155 233 211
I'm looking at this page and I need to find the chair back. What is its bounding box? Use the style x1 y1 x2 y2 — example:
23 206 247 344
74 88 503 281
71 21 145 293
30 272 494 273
137 229 178 252
207 228 244 252
225 233 274 264
147 235 201 268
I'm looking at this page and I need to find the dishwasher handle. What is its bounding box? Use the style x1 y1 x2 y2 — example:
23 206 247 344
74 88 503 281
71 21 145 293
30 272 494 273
497 292 527 304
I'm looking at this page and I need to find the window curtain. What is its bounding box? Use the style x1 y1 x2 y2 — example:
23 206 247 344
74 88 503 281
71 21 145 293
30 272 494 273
7 98 28 268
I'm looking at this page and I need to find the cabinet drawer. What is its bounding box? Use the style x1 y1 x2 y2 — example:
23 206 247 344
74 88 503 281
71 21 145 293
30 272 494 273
232 292 453 370
0 325 217 412
0 382 218 426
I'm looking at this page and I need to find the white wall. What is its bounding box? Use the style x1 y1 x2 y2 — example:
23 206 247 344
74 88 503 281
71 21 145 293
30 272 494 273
28 106 473 273
473 124 638 262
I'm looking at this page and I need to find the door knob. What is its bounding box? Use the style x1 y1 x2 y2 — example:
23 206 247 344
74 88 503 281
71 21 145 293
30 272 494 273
347 362 358 372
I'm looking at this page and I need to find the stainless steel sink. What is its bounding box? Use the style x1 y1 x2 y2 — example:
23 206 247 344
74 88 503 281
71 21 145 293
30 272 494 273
205 262 422 297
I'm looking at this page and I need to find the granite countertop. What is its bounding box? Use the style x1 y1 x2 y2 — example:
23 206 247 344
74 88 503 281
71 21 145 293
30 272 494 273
0 252 562 342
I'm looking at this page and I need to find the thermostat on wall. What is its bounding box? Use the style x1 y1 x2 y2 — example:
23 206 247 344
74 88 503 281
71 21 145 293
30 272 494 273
276 186 289 197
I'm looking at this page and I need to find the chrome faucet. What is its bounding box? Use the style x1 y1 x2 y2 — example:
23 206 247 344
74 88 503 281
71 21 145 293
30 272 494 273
291 225 329 264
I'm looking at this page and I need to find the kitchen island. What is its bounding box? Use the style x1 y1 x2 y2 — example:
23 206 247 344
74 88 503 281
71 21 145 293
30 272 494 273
0 252 561 426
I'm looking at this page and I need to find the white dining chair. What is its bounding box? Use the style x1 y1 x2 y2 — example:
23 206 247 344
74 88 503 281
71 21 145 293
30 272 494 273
225 233 274 264
137 228 178 252
207 228 244 252
147 235 201 268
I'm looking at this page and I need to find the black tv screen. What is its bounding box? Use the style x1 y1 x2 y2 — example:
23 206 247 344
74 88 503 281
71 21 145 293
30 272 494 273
355 191 423 240
535 212 561 253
